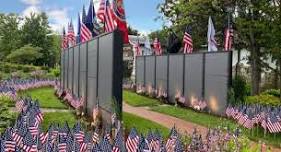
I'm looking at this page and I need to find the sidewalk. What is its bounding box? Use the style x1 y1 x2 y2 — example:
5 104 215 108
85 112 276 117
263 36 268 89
123 103 280 152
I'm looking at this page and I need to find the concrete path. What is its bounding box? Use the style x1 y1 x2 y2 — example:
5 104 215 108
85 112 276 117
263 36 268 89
123 103 208 136
123 103 280 152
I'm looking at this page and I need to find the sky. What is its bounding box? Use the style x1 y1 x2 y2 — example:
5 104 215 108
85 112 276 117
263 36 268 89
0 0 164 35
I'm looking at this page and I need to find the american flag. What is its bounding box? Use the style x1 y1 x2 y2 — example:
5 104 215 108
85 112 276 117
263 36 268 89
174 138 184 152
165 126 177 152
267 113 281 133
92 128 100 143
97 0 105 22
146 130 154 151
92 143 102 152
3 129 16 152
112 129 123 152
73 122 85 143
81 5 92 43
58 135 67 152
126 128 139 152
22 131 37 152
183 25 193 54
61 27 68 49
68 20 76 46
104 0 116 32
224 24 234 51
153 38 162 55
138 135 150 152
28 117 39 138
133 41 141 56
100 136 112 152
15 99 25 112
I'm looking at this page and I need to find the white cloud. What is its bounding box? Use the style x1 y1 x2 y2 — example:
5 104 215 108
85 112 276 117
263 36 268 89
47 9 69 33
22 5 41 17
20 0 42 5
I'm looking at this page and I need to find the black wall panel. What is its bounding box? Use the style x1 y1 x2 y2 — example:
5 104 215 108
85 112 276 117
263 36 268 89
136 57 145 85
79 43 87 101
145 56 155 89
155 56 168 93
168 55 184 103
204 52 231 115
184 54 203 105
87 40 98 114
64 49 69 90
68 48 74 91
73 46 80 97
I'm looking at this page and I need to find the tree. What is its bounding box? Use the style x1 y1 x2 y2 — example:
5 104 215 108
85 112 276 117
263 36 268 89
6 44 43 64
20 12 58 66
0 13 21 60
157 0 280 95
128 26 139 36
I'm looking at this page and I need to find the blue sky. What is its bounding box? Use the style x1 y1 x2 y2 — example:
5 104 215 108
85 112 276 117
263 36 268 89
0 0 164 35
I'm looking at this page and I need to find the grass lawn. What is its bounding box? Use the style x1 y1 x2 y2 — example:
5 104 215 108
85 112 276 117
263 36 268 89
123 90 161 107
42 112 77 131
21 87 67 109
123 112 170 137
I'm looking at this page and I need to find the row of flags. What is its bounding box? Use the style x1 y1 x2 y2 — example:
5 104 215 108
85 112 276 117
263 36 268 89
226 104 281 133
135 16 234 56
124 83 208 112
62 0 129 49
0 80 245 152
0 79 56 101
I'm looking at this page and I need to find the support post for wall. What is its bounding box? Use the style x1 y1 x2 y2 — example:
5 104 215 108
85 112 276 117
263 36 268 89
202 53 206 99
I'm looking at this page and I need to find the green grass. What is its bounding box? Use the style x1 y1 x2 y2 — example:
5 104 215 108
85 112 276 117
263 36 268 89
123 90 161 107
42 112 77 131
123 112 170 137
21 87 67 109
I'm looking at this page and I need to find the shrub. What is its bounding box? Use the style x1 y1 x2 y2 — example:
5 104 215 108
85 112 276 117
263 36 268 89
228 88 236 105
232 75 248 103
51 68 60 77
262 89 280 98
245 94 281 106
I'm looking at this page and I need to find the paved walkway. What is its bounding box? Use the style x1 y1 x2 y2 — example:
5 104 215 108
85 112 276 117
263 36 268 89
123 103 208 136
123 103 280 152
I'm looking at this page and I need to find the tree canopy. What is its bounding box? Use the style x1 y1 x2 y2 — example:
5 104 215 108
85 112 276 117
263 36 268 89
0 12 61 67
156 0 281 95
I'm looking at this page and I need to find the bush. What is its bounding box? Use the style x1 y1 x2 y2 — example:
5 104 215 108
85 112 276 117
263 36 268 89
245 94 281 106
262 89 280 98
51 68 60 77
232 75 248 103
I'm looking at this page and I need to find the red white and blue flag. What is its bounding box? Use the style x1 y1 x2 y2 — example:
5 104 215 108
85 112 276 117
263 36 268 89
183 25 193 54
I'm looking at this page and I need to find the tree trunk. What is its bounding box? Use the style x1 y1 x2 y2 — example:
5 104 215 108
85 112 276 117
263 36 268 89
279 59 281 101
235 49 241 77
250 47 261 95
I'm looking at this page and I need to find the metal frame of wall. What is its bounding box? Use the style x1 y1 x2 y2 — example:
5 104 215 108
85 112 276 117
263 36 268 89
60 30 123 125
136 51 232 115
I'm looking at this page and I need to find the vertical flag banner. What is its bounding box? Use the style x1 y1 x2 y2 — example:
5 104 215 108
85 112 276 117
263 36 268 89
86 0 100 37
97 0 105 22
77 13 81 43
224 23 234 51
112 0 129 44
68 20 76 46
207 16 218 52
153 38 162 55
80 5 92 42
61 27 68 49
104 0 115 32
183 25 193 54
